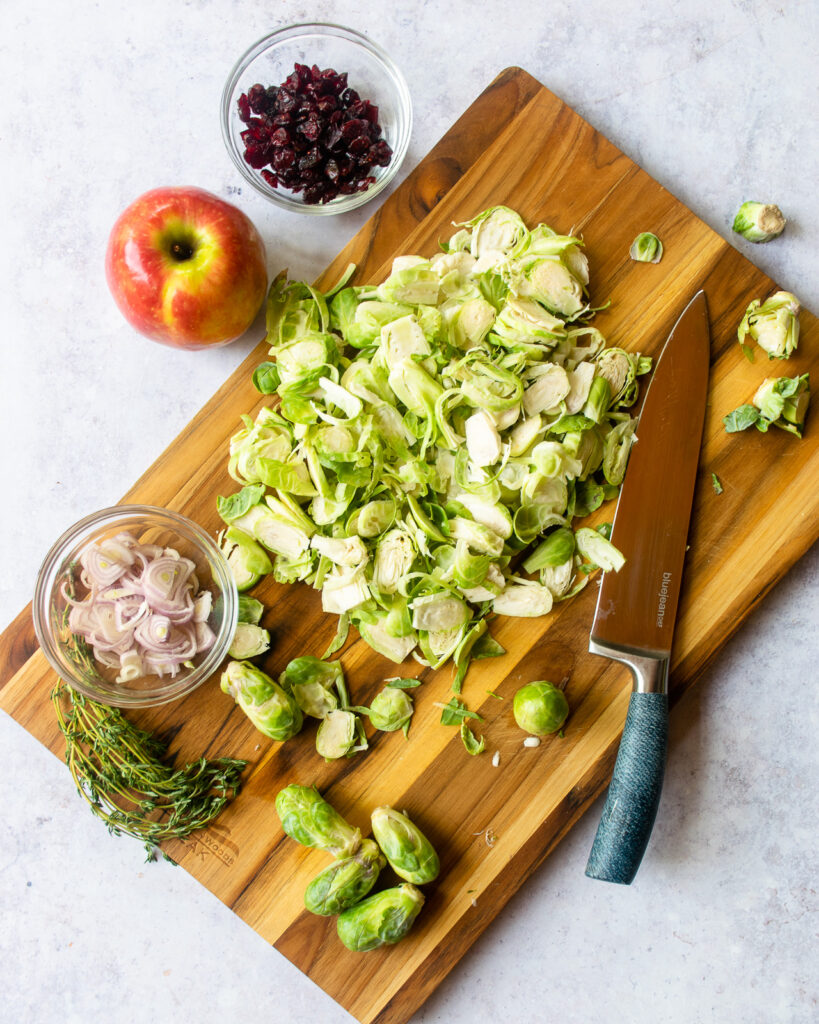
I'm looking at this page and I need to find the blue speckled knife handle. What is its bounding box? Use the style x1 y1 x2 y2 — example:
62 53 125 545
585 691 668 885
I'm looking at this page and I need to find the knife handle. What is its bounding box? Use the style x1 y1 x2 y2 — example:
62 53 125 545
585 691 668 885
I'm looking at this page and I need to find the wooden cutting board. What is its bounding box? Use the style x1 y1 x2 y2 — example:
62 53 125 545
2 68 817 1024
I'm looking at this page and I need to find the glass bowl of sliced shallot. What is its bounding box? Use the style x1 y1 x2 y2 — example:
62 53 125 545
33 505 238 708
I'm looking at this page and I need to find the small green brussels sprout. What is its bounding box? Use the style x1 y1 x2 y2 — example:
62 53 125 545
336 883 425 952
303 839 385 916
316 709 361 760
275 784 361 858
279 656 345 719
738 290 800 360
513 680 569 736
629 232 663 263
732 201 786 243
220 661 302 742
228 622 270 660
368 687 414 734
370 806 440 884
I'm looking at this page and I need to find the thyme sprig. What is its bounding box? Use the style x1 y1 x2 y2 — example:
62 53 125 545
52 681 247 861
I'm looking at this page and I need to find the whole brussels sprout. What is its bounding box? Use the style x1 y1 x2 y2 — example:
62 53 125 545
370 806 440 884
303 839 385 916
275 784 361 858
512 680 569 736
336 883 425 952
368 687 414 734
220 661 302 742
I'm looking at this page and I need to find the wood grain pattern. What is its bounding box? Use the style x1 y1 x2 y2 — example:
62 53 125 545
2 68 817 1024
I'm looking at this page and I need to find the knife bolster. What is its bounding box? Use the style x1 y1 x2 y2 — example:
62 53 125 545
588 639 669 694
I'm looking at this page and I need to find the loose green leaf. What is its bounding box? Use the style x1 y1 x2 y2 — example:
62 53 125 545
723 404 761 433
472 635 506 661
437 697 483 726
711 473 724 495
216 483 265 522
460 720 486 755
386 677 423 689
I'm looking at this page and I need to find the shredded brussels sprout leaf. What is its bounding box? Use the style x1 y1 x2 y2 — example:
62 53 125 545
219 206 650 688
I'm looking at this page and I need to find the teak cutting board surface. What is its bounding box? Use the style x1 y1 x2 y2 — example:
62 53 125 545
2 68 817 1024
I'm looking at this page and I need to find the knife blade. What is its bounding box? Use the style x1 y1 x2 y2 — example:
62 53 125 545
585 289 710 885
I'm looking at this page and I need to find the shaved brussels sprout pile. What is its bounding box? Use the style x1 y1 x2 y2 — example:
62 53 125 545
276 784 438 951
217 205 648 686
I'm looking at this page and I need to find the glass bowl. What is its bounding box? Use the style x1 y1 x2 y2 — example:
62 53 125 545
32 505 238 708
220 22 412 214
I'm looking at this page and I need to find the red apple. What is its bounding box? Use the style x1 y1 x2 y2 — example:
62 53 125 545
105 186 268 349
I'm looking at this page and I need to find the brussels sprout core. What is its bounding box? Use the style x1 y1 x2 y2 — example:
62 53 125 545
732 201 786 243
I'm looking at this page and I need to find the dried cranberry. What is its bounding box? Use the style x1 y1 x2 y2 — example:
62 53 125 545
276 90 297 113
337 156 355 179
237 93 252 123
323 126 344 151
260 169 279 188
347 135 370 156
247 84 269 114
299 146 323 170
340 87 360 105
325 158 340 182
299 118 322 142
341 118 369 141
269 127 291 147
371 140 393 166
273 148 296 171
243 144 270 169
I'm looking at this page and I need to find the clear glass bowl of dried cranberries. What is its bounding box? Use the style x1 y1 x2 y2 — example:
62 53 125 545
221 23 412 214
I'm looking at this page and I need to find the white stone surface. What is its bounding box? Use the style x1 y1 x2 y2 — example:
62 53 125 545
1 1 817 1022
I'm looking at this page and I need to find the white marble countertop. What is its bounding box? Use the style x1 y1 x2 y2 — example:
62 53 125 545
1 2 817 1022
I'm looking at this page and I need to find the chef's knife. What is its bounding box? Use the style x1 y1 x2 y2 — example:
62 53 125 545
585 290 710 885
